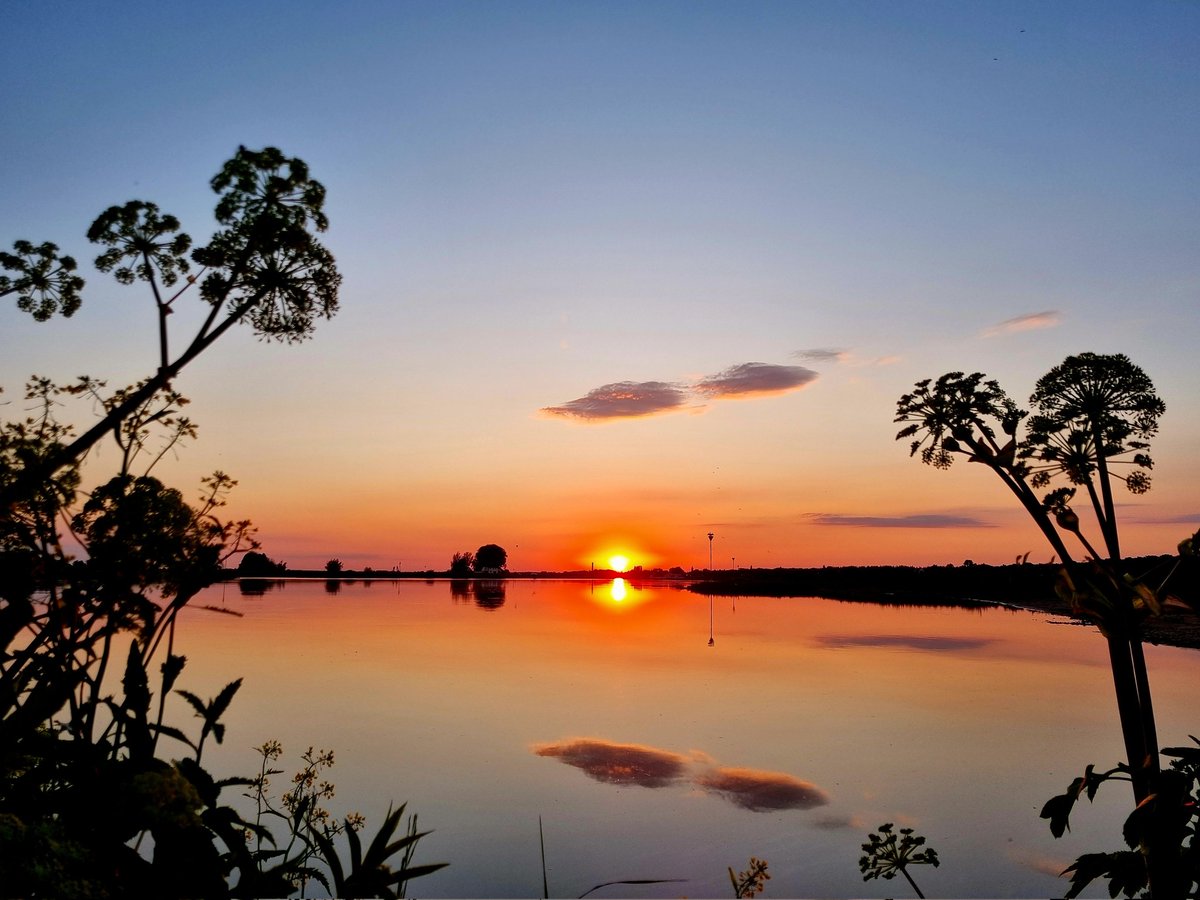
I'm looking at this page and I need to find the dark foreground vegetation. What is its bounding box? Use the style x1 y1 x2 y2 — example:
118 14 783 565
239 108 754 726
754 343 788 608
2 149 444 898
889 357 1199 897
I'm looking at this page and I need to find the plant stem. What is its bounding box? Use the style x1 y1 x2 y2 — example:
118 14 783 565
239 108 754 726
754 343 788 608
901 866 925 899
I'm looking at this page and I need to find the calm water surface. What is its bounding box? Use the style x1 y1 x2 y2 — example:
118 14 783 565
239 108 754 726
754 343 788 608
173 578 1198 898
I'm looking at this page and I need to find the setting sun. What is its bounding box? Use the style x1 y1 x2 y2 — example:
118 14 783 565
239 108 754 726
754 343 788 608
608 554 630 572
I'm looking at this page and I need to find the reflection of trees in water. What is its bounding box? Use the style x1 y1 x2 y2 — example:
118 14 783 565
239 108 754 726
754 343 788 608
324 579 341 595
238 579 283 596
447 578 507 609
474 580 506 610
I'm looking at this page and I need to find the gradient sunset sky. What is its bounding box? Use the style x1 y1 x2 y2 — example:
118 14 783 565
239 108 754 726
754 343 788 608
3 1 1198 572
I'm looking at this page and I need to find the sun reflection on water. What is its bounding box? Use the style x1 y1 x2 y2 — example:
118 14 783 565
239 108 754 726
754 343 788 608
609 577 627 602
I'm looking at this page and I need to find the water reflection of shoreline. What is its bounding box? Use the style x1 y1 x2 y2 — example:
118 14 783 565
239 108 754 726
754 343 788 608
237 579 285 596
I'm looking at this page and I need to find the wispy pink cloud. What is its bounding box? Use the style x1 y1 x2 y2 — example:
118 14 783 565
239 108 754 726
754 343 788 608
983 310 1062 337
794 347 850 363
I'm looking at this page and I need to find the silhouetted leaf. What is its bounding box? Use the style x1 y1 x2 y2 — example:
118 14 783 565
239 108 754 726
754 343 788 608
159 653 186 693
175 688 207 720
1040 780 1084 838
1061 850 1146 899
1161 735 1200 764
148 722 195 750
208 678 243 728
121 643 152 757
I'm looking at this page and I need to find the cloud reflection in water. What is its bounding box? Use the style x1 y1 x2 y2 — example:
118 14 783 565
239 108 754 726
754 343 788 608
816 634 994 652
533 738 830 813
695 766 829 812
532 739 688 788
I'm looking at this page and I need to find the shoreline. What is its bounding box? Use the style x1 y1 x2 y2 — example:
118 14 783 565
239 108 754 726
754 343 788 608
684 577 1200 652
228 563 1200 651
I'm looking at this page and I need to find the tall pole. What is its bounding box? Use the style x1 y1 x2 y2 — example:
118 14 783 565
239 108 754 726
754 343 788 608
707 532 714 570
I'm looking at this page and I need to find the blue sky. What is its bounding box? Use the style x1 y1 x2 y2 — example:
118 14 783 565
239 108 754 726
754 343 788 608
3 1 1198 570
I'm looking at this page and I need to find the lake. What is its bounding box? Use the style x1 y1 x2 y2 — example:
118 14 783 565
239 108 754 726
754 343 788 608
173 578 1199 898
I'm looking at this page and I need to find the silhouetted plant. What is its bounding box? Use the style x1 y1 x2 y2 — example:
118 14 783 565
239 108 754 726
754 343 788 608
310 802 445 899
0 239 85 320
0 149 442 897
859 823 939 898
728 856 770 897
1023 352 1165 562
236 740 445 898
896 353 1195 897
325 558 344 575
1040 735 1200 898
0 144 341 509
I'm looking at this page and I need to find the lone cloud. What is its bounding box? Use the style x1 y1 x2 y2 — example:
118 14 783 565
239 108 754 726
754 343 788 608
540 381 690 421
693 362 818 398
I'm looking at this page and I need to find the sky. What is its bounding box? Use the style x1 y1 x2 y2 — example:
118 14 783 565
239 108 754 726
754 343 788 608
2 1 1198 572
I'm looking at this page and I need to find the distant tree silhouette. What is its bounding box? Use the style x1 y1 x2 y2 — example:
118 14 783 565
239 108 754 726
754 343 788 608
449 551 474 576
325 558 344 575
238 550 287 576
473 544 507 572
